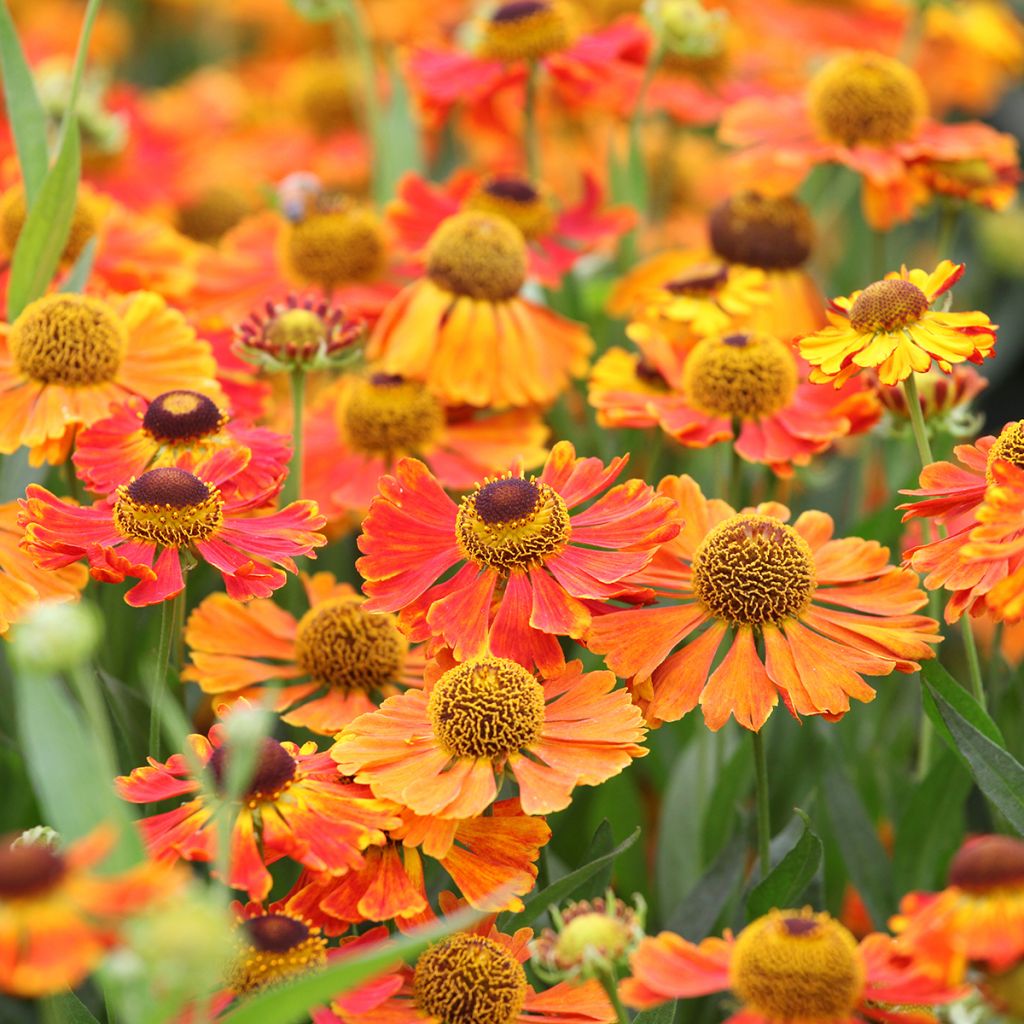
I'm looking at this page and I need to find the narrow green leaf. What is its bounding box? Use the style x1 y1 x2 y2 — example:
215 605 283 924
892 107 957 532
40 992 101 1024
220 906 479 1024
822 766 894 927
665 833 746 940
633 1001 677 1024
921 661 1004 764
0 2 50 203
374 51 422 205
7 116 81 320
567 819 615 903
747 809 822 919
702 738 752 861
928 685 1024 835
59 236 97 293
499 827 640 931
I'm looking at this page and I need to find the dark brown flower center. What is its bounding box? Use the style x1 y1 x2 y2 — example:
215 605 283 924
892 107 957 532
0 841 66 900
709 192 814 270
949 835 1024 893
208 737 297 802
243 914 311 953
142 391 225 444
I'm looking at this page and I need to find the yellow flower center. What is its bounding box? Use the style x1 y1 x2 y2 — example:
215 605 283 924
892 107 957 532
208 737 298 804
663 261 729 297
986 421 1024 483
294 59 357 138
426 211 527 301
265 307 329 359
0 184 97 262
553 913 631 967
293 596 409 693
683 332 798 421
0 841 66 900
948 835 1024 894
341 374 445 457
808 52 927 148
228 912 327 994
427 656 546 759
478 1 572 62
287 205 386 289
709 192 814 270
142 390 227 444
414 933 528 1024
730 910 865 1021
455 476 571 574
112 468 224 547
465 176 555 241
848 279 930 333
692 513 816 626
9 294 126 387
176 187 251 245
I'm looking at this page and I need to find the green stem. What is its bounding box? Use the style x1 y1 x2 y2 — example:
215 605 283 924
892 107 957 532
282 368 307 505
901 373 934 467
870 227 888 282
149 588 184 760
751 728 771 879
594 965 630 1024
962 614 986 709
936 205 959 262
524 60 541 181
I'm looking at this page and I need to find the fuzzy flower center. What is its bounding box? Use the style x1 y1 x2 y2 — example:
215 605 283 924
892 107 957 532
9 294 126 387
466 176 555 241
948 835 1024 894
808 52 926 148
113 468 224 547
176 187 250 244
427 212 527 301
849 279 930 333
663 261 729 297
709 192 814 270
553 913 630 967
287 205 385 289
228 912 327 994
293 596 408 693
142 390 226 444
986 421 1024 483
414 933 528 1024
208 737 298 804
342 374 444 457
455 476 571 574
478 1 571 62
427 656 546 759
692 513 815 626
683 333 798 421
0 842 66 900
730 911 865 1020
295 60 357 137
0 185 97 263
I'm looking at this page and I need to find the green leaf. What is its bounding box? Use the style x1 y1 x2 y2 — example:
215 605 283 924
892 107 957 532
747 809 822 919
927 684 1024 835
374 51 422 206
892 752 970 893
702 738 752 861
499 827 640 932
664 833 747 940
59 236 97 293
633 1002 677 1024
0 3 50 204
822 765 894 927
219 906 479 1024
922 661 1005 772
40 992 101 1024
566 819 615 903
7 116 81 320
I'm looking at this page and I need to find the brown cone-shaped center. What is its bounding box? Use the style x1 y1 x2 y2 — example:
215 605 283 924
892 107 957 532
849 278 930 333
244 914 310 953
142 391 225 444
0 841 66 900
949 835 1024 893
709 192 814 270
208 737 297 802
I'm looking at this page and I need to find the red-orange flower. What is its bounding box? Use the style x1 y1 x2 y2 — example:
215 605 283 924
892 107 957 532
356 441 679 673
0 829 180 998
388 170 634 287
333 654 647 818
286 798 551 929
587 475 940 731
182 572 425 735
72 390 290 501
20 448 326 606
115 720 401 901
621 909 962 1022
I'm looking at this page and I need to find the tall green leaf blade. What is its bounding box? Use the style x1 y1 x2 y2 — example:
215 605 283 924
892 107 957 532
7 115 81 320
40 992 101 1024
664 833 746 940
921 661 1004 764
747 810 822 919
634 1002 677 1024
928 685 1024 835
0 2 50 203
59 236 97 293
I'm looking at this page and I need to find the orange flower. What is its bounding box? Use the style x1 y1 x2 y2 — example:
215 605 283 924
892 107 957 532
0 291 222 465
367 212 592 409
303 371 549 521
333 654 647 818
587 475 940 731
892 835 1024 983
315 893 616 1024
621 908 962 1022
388 170 634 288
588 330 861 476
0 500 87 634
20 448 326 606
356 441 679 674
182 572 426 735
797 261 997 388
72 390 291 501
0 829 180 998
285 799 551 929
115 719 402 901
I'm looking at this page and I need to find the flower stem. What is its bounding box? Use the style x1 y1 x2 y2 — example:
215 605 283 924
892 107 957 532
282 367 307 506
962 613 986 709
936 205 959 263
149 588 185 760
594 965 630 1024
524 60 541 181
901 373 934 467
751 728 771 880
